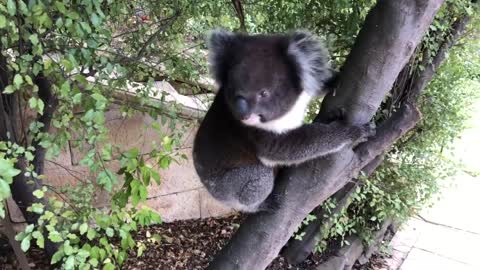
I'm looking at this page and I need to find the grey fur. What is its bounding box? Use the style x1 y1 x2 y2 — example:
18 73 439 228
193 30 375 212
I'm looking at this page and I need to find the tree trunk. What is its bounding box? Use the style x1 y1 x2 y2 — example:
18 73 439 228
281 13 471 264
0 51 59 257
208 1 444 269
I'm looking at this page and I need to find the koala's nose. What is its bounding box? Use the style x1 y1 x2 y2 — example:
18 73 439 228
234 97 250 119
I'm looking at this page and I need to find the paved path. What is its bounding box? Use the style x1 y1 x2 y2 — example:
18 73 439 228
384 100 480 270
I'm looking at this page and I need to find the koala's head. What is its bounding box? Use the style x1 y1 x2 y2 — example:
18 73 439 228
207 29 332 134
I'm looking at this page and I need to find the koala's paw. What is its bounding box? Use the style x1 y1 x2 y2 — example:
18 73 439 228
256 193 283 213
354 122 376 144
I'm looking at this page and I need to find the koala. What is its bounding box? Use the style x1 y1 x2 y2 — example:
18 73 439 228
193 29 373 212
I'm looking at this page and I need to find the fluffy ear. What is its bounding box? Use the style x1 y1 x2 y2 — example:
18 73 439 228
207 29 236 85
288 31 333 95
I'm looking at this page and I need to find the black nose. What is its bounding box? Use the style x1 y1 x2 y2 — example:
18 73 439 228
234 97 250 119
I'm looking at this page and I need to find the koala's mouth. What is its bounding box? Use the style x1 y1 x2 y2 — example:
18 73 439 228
240 114 265 126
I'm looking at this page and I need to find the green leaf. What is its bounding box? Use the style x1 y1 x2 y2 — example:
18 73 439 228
32 231 45 248
86 228 96 240
24 224 34 233
137 243 146 257
0 179 11 200
29 34 39 45
90 246 100 259
7 0 16 16
64 241 73 255
99 237 108 247
18 0 28 15
29 203 44 214
72 93 82 104
151 170 161 185
28 97 37 110
24 75 33 85
88 258 99 267
13 74 23 88
0 157 21 181
96 169 117 192
54 1 67 13
48 231 63 243
105 227 114 238
91 93 107 110
38 13 52 27
91 13 101 27
2 85 15 94
37 235 45 248
32 189 45 199
65 255 75 270
21 236 31 252
37 99 45 115
28 97 44 115
103 263 115 270
0 15 6 28
51 249 64 264
159 156 170 169
80 22 92 33
25 151 34 161
77 249 89 259
60 81 70 95
151 233 162 243
79 223 88 235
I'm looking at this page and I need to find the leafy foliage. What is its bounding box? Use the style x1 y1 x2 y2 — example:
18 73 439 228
0 0 190 268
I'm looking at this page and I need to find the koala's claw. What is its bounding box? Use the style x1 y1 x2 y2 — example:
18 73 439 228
355 122 376 144
363 122 376 137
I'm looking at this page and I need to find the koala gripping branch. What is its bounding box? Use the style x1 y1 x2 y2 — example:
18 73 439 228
208 1 445 269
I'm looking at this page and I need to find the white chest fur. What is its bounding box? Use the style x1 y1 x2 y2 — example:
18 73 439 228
254 91 313 134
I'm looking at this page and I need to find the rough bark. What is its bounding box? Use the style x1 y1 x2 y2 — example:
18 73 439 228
281 12 471 266
208 1 444 269
281 157 383 265
316 219 393 270
283 102 423 264
1 49 59 256
1 216 31 270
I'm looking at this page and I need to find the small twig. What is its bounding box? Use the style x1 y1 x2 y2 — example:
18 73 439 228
42 184 81 214
45 159 87 184
136 12 181 60
231 0 247 32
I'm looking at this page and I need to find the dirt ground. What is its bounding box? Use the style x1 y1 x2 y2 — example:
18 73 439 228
0 214 386 270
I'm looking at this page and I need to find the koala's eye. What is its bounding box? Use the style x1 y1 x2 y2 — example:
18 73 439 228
259 90 269 98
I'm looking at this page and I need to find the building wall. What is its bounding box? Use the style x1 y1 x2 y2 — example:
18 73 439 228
7 104 233 223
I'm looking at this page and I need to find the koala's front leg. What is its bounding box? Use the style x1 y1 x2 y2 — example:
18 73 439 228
256 121 374 167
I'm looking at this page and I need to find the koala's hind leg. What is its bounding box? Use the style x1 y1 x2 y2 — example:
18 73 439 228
206 165 275 212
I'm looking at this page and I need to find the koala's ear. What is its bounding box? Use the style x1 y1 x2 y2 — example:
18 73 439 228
207 29 237 85
288 30 333 95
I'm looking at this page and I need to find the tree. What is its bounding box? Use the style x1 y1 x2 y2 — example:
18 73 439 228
0 1 188 268
208 0 477 269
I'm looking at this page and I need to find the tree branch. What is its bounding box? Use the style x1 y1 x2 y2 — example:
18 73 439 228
135 12 180 60
231 0 247 32
408 15 471 101
282 155 384 264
